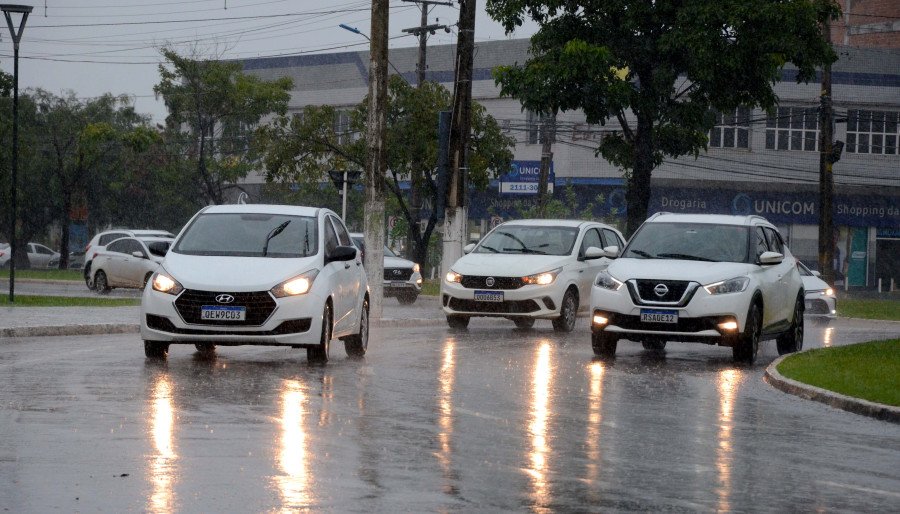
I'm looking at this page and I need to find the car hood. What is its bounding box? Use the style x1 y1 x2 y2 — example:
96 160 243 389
606 258 757 284
385 255 414 269
162 252 320 291
451 253 570 277
801 274 830 292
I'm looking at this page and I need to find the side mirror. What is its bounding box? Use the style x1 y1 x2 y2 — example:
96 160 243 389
603 245 620 258
463 243 476 254
758 251 784 265
328 245 357 263
131 251 146 259
582 246 605 260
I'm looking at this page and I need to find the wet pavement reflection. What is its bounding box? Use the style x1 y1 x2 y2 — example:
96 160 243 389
0 317 898 512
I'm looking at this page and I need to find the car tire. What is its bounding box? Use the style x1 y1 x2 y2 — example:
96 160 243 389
733 303 761 364
84 263 95 290
592 332 617 357
552 288 578 333
94 270 110 294
308 301 332 364
343 299 369 358
194 343 216 354
513 317 535 329
642 340 667 351
776 295 805 355
446 315 470 329
144 340 169 359
397 292 418 305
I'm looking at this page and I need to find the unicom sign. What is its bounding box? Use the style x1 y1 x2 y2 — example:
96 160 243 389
499 160 555 195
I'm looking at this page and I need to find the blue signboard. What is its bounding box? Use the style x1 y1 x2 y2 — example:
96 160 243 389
498 160 555 194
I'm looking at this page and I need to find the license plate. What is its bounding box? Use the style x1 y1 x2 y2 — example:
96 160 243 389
640 309 678 324
474 290 504 302
200 305 246 321
390 281 408 288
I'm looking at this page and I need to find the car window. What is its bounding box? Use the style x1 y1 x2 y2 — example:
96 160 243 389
324 218 339 255
106 239 129 253
37 245 53 255
602 228 624 249
100 233 129 246
580 228 603 256
763 227 785 255
125 239 145 256
330 216 353 247
475 225 579 256
143 240 171 257
174 213 318 258
797 262 813 276
754 227 769 260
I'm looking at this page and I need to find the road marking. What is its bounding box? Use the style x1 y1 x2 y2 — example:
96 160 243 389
816 480 900 499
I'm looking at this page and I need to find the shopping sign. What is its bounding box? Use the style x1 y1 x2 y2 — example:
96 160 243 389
499 160 554 195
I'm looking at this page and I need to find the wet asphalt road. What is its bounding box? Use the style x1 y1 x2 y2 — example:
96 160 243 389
1 317 899 512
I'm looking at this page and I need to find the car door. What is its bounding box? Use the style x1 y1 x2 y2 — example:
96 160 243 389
764 227 795 322
102 239 130 286
574 227 608 306
750 226 783 328
120 239 150 287
331 216 362 329
322 216 353 334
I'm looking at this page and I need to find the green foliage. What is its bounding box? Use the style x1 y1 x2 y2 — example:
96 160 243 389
0 294 140 307
486 0 840 235
488 182 621 230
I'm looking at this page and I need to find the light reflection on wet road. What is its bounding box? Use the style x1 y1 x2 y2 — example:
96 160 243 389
0 317 898 512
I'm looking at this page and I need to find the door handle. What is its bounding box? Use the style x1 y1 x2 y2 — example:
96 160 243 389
344 262 351 269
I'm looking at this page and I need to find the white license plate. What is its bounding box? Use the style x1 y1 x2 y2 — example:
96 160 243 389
640 309 678 324
201 305 246 321
474 290 504 302
390 281 408 288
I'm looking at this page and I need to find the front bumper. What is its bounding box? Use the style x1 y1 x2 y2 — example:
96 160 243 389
140 286 325 347
804 292 837 318
441 279 565 319
383 273 422 297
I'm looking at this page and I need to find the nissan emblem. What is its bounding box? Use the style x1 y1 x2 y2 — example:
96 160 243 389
653 284 669 297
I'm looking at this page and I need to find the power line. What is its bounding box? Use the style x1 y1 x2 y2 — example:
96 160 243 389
28 9 372 28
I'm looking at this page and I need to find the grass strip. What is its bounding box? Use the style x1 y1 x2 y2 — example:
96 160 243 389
0 295 139 307
777 339 900 407
839 298 900 321
0 269 84 281
421 278 440 297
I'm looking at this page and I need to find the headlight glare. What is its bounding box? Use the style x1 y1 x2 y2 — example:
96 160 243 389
152 270 183 295
704 277 750 295
271 269 319 298
523 268 560 286
413 263 420 274
824 288 834 296
445 270 462 283
595 270 623 291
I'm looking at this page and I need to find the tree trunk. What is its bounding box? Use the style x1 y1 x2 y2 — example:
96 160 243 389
58 192 72 269
624 111 654 238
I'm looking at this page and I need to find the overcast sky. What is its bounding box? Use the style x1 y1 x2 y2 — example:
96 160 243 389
0 0 537 124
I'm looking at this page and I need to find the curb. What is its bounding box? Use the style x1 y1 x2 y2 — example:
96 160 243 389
765 354 900 424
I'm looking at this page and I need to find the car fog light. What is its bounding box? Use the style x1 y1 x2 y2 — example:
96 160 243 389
718 320 738 331
831 310 836 315
825 288 834 296
592 315 609 326
416 278 422 285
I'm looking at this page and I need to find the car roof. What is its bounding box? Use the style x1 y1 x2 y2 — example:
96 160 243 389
201 204 321 217
648 213 773 227
130 229 174 236
137 236 175 243
501 219 592 228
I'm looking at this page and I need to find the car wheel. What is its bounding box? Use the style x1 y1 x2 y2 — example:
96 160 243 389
344 299 369 358
777 295 805 355
194 343 216 354
513 317 535 329
144 340 170 359
94 270 110 294
592 332 617 358
552 288 578 333
308 301 332 364
84 263 95 290
397 292 418 305
733 303 761 364
642 340 667 351
446 315 470 329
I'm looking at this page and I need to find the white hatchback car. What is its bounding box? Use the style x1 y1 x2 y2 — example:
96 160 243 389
84 229 175 289
442 219 625 331
590 213 804 363
140 205 369 363
91 236 173 292
797 262 836 322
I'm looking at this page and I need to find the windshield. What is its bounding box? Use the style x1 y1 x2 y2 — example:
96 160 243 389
623 223 749 263
475 225 579 256
173 213 318 257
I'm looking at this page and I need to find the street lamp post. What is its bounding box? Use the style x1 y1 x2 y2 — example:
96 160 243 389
1 4 32 303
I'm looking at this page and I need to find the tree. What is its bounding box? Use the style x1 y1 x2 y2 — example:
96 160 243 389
487 0 840 236
256 75 514 268
154 48 293 205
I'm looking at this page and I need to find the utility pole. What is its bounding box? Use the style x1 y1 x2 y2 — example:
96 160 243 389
365 0 389 319
818 18 835 286
441 0 476 277
537 110 557 218
401 0 450 263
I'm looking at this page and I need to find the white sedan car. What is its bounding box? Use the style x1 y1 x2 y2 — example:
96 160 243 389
27 243 60 268
91 236 173 293
141 204 369 363
442 219 625 331
798 262 836 322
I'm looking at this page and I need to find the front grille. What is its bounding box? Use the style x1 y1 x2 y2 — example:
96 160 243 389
147 314 310 335
384 268 413 280
601 312 729 333
447 297 540 314
628 280 698 306
460 275 524 290
174 289 277 326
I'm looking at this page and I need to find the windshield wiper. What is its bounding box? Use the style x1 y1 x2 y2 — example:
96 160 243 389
502 247 548 255
656 252 717 262
263 220 291 257
629 250 656 259
479 245 499 253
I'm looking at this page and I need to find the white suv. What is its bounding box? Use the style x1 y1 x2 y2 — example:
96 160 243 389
140 205 369 363
590 213 804 363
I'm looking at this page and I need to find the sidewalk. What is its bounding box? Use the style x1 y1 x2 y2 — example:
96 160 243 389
0 296 446 338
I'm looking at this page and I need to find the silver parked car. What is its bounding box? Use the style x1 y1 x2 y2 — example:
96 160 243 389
91 236 174 293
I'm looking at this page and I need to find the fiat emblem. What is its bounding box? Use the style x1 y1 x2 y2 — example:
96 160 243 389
216 294 235 304
654 284 669 297
485 277 496 287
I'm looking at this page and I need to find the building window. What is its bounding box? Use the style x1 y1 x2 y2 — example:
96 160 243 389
765 107 819 151
709 107 750 148
334 110 352 145
846 110 899 155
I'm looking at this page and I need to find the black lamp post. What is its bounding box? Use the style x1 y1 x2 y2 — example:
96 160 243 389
1 4 31 303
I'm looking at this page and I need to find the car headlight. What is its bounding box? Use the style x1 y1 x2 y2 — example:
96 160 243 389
824 288 834 296
704 277 750 295
523 268 561 286
445 270 462 284
594 270 623 291
413 263 420 274
271 269 319 298
152 269 183 295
